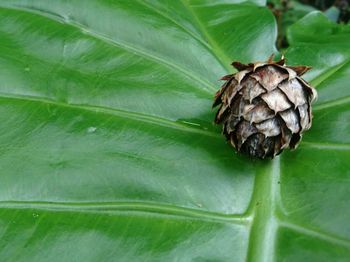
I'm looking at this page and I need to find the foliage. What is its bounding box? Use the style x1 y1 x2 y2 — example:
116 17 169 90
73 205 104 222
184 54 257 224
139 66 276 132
0 0 349 261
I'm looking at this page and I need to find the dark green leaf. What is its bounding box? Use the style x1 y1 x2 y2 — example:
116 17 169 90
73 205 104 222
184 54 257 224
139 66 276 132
0 2 349 261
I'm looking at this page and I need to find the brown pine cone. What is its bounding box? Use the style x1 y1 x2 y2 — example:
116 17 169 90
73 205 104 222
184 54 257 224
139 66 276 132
213 55 317 159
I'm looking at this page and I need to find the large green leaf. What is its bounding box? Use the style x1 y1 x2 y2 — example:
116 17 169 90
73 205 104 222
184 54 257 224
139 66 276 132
0 1 349 261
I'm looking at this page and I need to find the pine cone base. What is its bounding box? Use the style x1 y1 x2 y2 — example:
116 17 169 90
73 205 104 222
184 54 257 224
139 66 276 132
213 55 317 159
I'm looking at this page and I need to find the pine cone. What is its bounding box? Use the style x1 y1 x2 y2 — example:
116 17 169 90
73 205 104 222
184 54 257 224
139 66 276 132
213 55 317 159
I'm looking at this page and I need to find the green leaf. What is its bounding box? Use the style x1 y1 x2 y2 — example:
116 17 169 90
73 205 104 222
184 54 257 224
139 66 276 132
0 1 349 261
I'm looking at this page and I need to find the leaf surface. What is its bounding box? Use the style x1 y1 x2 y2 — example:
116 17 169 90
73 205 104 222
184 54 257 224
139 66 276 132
0 2 349 261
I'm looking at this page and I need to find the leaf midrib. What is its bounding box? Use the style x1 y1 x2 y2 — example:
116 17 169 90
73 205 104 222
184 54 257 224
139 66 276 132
246 158 350 260
246 158 280 262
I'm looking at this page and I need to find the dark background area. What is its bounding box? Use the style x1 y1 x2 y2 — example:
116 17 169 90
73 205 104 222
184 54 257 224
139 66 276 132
268 0 350 48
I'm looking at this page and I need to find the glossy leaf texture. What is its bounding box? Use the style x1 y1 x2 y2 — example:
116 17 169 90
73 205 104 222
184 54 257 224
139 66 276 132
0 1 349 261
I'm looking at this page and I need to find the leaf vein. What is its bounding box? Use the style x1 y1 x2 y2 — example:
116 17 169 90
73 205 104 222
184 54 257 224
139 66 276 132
0 201 249 225
0 92 220 138
179 0 232 72
0 5 216 94
314 95 350 111
280 220 350 249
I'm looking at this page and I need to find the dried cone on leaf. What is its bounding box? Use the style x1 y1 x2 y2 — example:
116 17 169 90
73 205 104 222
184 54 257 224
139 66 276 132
213 55 317 159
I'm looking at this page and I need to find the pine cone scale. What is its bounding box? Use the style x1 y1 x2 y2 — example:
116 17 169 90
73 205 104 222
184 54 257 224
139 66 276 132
255 118 281 137
213 55 317 159
298 104 311 130
261 88 292 112
278 79 307 107
250 66 288 91
279 109 300 133
241 80 266 102
243 103 275 124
